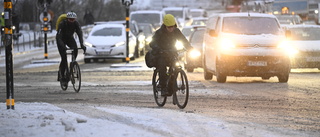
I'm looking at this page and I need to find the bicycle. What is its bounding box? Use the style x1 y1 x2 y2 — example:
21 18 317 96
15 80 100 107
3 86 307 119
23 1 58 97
152 50 189 109
58 48 82 92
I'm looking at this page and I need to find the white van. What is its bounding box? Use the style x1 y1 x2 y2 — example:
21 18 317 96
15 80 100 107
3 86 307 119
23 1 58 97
162 7 193 28
203 13 291 83
130 10 165 29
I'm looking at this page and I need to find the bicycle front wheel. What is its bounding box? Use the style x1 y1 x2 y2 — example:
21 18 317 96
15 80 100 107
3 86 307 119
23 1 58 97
152 70 167 107
70 62 81 92
174 69 189 109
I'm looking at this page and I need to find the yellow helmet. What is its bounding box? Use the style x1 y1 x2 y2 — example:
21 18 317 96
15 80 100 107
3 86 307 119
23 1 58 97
163 14 176 26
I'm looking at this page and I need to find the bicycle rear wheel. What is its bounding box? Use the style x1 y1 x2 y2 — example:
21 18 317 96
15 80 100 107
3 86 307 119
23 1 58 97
173 69 189 109
58 68 68 91
152 70 167 107
70 62 81 92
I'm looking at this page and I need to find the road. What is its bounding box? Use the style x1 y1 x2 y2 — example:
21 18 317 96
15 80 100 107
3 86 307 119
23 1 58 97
0 46 320 136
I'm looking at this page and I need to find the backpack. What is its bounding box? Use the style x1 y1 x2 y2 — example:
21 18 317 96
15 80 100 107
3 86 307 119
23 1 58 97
145 50 157 68
56 14 67 30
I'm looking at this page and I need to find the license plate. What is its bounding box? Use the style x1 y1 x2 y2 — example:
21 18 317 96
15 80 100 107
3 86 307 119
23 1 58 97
248 61 267 66
96 50 111 55
306 57 320 62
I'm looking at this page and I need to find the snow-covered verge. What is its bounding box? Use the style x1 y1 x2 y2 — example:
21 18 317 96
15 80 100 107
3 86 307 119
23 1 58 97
0 102 304 137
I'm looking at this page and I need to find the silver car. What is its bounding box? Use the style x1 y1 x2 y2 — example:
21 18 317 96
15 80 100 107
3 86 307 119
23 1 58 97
84 23 137 63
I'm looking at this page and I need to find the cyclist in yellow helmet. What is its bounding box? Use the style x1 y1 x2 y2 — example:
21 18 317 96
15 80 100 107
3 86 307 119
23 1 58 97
149 14 193 96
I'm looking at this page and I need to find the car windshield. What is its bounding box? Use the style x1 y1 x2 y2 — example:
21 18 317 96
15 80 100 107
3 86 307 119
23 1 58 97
131 13 161 24
288 27 320 41
182 28 194 37
191 11 202 17
190 29 205 43
92 27 122 36
164 10 183 18
138 25 153 35
222 17 280 35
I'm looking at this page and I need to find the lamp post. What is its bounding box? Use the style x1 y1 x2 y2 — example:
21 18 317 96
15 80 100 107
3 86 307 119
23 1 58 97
4 0 14 110
122 0 133 63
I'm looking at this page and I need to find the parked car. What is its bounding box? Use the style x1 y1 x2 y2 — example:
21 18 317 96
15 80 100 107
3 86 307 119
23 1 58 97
162 7 193 28
203 13 291 83
130 10 165 29
184 27 205 72
284 25 320 69
137 23 155 51
84 23 137 63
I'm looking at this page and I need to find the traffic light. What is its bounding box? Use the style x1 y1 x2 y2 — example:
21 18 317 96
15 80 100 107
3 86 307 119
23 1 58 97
40 12 51 32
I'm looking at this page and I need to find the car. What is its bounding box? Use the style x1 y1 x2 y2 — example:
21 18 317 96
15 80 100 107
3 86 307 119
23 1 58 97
130 10 165 30
191 17 208 26
104 20 146 58
274 14 303 25
190 8 207 18
284 25 320 69
181 25 204 40
83 23 137 63
184 27 205 72
137 23 155 51
203 13 291 83
162 7 193 28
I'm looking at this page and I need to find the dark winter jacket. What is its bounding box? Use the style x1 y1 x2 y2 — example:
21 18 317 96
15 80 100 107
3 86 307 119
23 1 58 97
56 19 83 44
149 24 192 53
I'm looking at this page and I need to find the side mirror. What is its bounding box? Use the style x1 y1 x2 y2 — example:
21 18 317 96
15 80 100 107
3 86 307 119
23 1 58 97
209 29 217 37
285 30 291 38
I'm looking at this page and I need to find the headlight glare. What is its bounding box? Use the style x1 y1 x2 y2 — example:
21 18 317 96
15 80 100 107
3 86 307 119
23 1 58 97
189 49 201 59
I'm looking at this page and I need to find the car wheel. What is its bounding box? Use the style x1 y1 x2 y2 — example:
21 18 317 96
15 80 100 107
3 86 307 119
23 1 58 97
278 62 290 83
187 67 194 72
140 47 145 56
84 59 90 63
203 56 213 80
216 59 226 83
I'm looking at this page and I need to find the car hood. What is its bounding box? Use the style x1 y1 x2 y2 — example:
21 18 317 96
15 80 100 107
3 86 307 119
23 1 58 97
86 36 124 47
220 33 285 47
287 40 320 51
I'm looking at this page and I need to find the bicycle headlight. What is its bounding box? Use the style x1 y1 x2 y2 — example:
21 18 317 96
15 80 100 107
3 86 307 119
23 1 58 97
175 41 184 50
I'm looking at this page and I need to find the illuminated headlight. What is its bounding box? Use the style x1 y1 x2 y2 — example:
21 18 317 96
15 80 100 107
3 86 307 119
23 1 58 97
113 41 125 47
189 49 201 59
138 35 145 42
146 36 152 43
175 41 184 50
220 38 236 51
277 41 299 56
12 26 15 30
84 42 95 48
175 61 181 66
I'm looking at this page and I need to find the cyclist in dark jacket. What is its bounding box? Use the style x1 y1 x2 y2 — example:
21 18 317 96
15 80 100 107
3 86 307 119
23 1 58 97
149 14 192 96
56 11 86 82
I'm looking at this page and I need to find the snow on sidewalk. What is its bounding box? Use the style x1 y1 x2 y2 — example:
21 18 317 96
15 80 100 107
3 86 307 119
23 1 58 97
0 102 295 137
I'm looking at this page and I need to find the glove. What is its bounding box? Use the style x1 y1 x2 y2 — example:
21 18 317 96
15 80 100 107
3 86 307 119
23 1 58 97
81 43 86 53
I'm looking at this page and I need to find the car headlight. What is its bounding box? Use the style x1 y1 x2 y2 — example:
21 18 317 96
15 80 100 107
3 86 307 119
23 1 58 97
175 41 184 50
277 41 299 57
112 41 125 47
138 35 145 42
189 49 201 59
220 38 236 51
84 42 95 48
146 36 152 43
